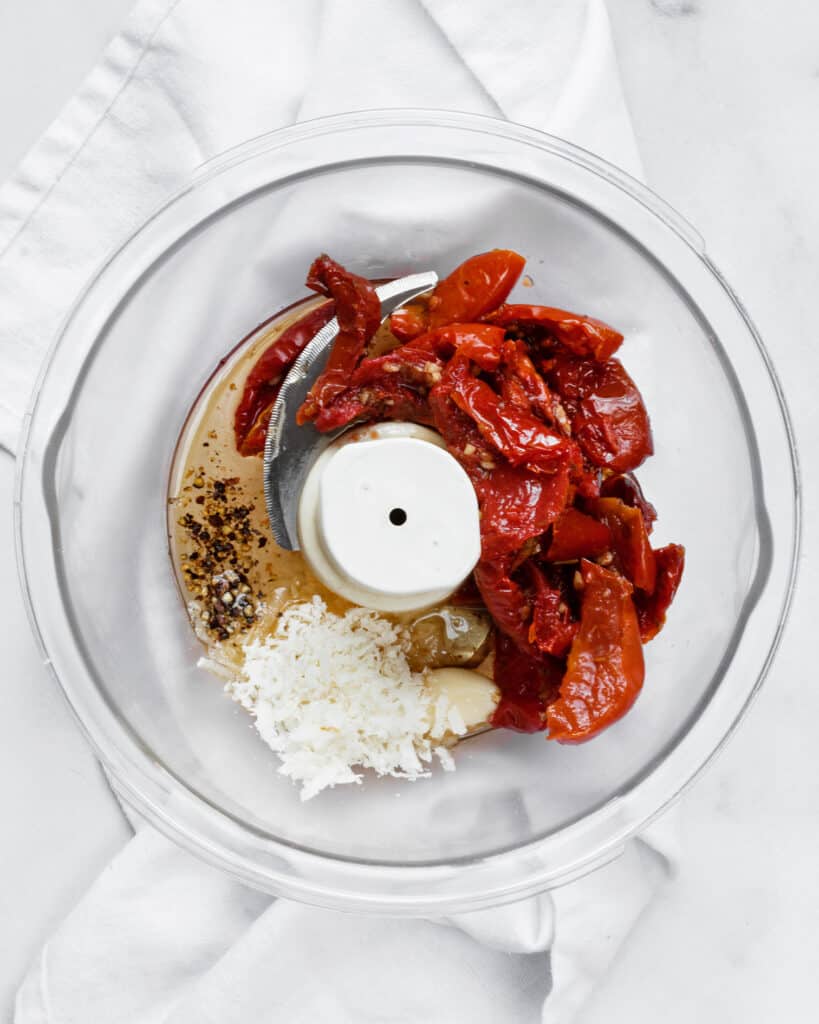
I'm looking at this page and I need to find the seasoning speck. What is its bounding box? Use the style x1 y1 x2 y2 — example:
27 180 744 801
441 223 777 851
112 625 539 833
175 475 267 641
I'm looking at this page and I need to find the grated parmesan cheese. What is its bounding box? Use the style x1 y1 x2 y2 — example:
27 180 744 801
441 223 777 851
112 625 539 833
223 597 464 799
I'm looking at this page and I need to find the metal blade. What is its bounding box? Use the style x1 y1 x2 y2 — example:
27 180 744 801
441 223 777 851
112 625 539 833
263 271 438 550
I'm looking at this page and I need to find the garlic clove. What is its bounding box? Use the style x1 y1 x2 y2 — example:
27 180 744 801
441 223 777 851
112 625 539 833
425 667 500 736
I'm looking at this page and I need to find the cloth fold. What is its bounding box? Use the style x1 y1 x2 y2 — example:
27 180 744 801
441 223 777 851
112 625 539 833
15 819 673 1024
2 1 674 1020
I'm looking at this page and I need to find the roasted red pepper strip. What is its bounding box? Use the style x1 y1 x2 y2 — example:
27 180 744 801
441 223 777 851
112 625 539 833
390 250 525 340
405 323 507 372
475 462 571 561
429 356 496 478
591 497 656 593
527 562 578 657
390 301 429 343
634 544 685 642
430 354 573 541
312 381 434 433
237 402 279 459
297 255 381 423
548 356 653 473
491 632 563 733
450 374 580 474
599 472 657 532
350 348 444 388
490 304 623 361
500 373 531 411
313 329 444 433
547 560 645 743
492 698 546 733
429 250 526 328
234 302 334 456
433 350 576 492
474 559 531 650
546 507 612 562
500 340 560 424
472 467 572 647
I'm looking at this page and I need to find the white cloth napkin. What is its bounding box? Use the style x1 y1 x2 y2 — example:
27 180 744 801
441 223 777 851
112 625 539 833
1 0 674 1020
0 0 641 453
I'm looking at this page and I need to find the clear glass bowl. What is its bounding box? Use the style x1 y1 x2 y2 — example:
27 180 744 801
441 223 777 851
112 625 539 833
15 111 799 913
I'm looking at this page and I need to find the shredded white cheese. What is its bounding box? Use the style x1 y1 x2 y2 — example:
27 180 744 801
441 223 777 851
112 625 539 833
222 597 463 799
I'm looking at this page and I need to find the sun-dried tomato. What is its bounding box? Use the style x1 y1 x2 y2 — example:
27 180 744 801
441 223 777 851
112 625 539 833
390 250 524 340
634 544 685 642
234 302 334 456
489 303 623 361
547 355 653 472
547 560 645 743
297 254 381 423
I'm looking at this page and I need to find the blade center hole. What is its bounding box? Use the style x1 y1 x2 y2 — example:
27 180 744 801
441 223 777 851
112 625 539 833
389 507 407 526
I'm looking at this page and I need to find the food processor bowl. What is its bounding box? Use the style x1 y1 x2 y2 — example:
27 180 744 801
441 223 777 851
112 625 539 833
15 111 799 913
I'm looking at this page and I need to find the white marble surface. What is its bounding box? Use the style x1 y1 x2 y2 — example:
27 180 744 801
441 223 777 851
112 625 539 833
1 0 817 1019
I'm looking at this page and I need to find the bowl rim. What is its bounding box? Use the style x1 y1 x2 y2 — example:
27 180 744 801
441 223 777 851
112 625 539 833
14 108 802 913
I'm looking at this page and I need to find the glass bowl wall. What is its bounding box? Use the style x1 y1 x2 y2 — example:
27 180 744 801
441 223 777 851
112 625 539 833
16 111 799 913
